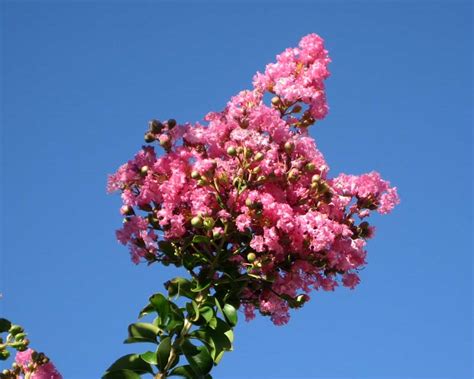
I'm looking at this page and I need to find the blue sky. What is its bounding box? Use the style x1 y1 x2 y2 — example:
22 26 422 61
1 1 472 378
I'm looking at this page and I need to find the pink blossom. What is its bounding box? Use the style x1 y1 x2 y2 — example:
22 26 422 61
15 349 63 379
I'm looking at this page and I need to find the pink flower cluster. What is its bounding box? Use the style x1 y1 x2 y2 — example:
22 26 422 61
108 34 399 325
15 349 62 379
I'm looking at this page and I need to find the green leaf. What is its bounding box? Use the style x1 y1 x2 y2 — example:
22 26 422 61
103 354 153 375
126 322 159 344
0 318 11 333
214 318 234 344
156 336 172 371
140 351 157 365
102 369 142 379
168 365 197 378
222 304 238 326
192 235 210 244
158 240 175 255
180 340 213 376
138 303 154 319
191 279 212 293
166 277 194 299
199 306 214 324
150 293 170 324
186 301 200 323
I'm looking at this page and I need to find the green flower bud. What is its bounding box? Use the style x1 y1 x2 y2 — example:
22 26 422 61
252 166 261 174
284 141 294 154
245 198 254 208
9 325 23 335
167 119 177 128
247 252 256 262
197 178 207 186
203 217 215 230
149 119 163 133
190 216 202 228
305 162 316 172
144 132 155 143
140 165 149 176
227 146 237 156
191 170 200 179
212 229 223 239
254 152 265 161
271 96 281 106
310 182 319 190
14 333 26 342
0 349 10 360
311 174 321 183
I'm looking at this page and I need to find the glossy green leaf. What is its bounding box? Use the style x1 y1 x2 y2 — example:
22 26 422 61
102 369 142 379
166 277 194 299
150 293 170 324
156 336 172 371
103 354 153 376
158 240 175 256
199 306 214 324
138 303 154 319
168 365 196 378
180 339 213 376
126 322 159 344
222 304 238 326
140 351 157 365
0 318 11 333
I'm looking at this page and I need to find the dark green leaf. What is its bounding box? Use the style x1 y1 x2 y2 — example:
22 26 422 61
199 306 214 324
166 277 194 299
102 369 142 379
180 339 213 375
158 240 175 256
126 322 159 344
103 354 153 375
192 235 210 244
150 293 170 324
156 336 172 371
168 365 196 378
222 304 238 326
0 318 11 333
191 279 212 293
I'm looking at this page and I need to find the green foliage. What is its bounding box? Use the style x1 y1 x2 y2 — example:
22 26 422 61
102 275 239 378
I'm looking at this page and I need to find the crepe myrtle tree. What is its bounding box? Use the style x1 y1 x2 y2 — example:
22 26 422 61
105 34 399 379
0 318 62 379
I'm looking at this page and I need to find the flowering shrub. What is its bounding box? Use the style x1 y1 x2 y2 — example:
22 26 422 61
0 319 62 379
106 33 399 378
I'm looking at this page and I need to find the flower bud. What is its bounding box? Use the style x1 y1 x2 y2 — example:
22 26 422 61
197 178 207 186
245 197 254 208
227 146 237 156
305 162 316 172
310 181 319 190
167 119 177 128
149 119 163 133
0 349 10 360
190 216 202 228
360 221 369 230
271 96 281 106
252 166 261 174
247 252 256 262
284 141 294 154
291 104 302 113
311 174 321 183
140 165 149 176
120 205 134 216
159 134 171 149
14 333 26 342
245 148 253 159
203 217 215 230
288 169 299 182
191 170 200 179
144 132 155 143
8 325 23 335
212 229 223 239
254 152 265 161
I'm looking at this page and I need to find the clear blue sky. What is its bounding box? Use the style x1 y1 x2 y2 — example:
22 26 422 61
1 1 472 378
